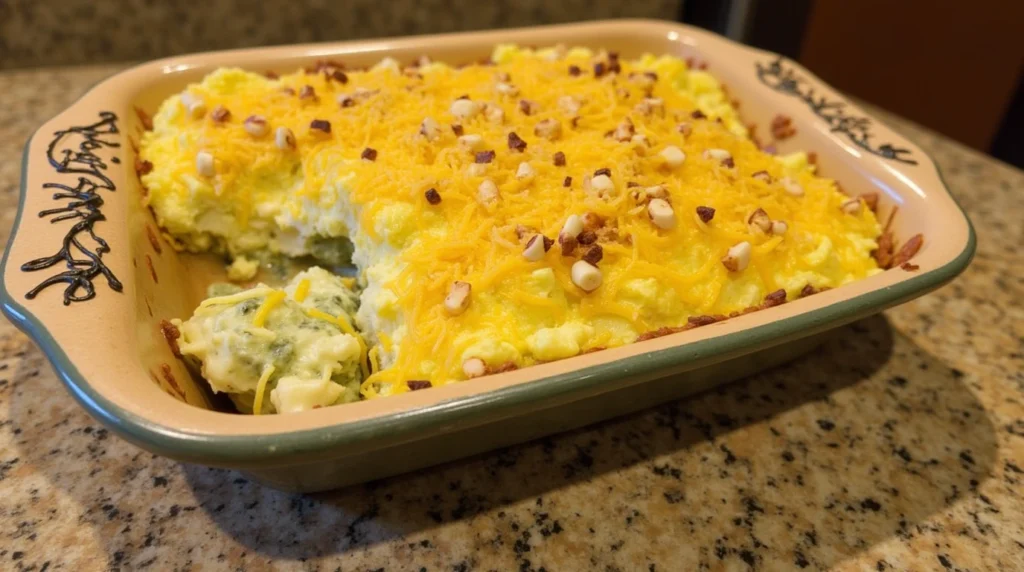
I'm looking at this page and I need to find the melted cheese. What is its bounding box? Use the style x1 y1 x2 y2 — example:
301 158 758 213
143 46 882 400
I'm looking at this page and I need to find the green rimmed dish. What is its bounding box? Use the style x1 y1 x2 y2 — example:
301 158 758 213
1 20 974 492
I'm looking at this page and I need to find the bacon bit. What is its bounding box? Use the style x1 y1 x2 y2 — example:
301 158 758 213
722 157 735 169
210 105 231 123
890 234 924 268
563 176 572 187
568 65 582 76
518 99 539 116
808 152 818 165
593 62 606 77
543 236 555 251
691 110 707 120
860 192 880 213
135 106 153 131
451 124 464 136
475 150 496 163
559 234 577 256
407 380 432 391
571 116 581 129
159 319 181 358
456 94 470 100
762 289 787 308
688 315 725 327
135 157 153 176
873 230 895 268
578 230 598 245
328 69 348 84
338 95 356 108
553 151 566 166
361 147 377 161
751 170 772 183
594 167 611 178
901 262 920 271
310 119 331 134
800 284 830 297
581 212 605 231
582 244 603 265
298 85 317 100
425 188 441 204
487 361 519 375
636 326 686 341
507 131 527 152
770 114 796 140
696 206 716 223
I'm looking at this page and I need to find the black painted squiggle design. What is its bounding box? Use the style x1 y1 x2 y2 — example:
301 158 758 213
756 57 917 166
22 112 124 305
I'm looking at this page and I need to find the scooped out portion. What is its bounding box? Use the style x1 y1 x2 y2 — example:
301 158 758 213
173 267 366 414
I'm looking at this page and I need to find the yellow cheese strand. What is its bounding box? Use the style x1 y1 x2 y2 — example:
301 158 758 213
252 291 285 328
368 346 380 374
293 278 311 302
253 364 275 415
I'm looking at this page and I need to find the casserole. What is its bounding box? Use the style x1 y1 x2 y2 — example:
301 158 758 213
0 20 974 491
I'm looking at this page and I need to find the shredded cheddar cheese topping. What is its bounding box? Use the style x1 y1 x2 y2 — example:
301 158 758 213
292 278 311 302
253 364 276 415
252 290 286 328
142 45 883 401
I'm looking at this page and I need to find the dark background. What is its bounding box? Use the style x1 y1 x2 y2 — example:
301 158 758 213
684 0 1024 168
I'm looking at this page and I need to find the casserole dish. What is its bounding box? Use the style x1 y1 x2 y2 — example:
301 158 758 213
0 20 974 492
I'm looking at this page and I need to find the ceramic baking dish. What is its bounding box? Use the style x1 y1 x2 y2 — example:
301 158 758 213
1 20 974 492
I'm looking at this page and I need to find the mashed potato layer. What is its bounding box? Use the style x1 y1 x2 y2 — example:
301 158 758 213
142 45 882 407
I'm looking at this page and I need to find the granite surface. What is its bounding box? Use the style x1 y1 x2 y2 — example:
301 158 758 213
1 64 1023 572
0 0 681 69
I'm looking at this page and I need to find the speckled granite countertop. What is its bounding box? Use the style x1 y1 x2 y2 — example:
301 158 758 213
0 64 1022 572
